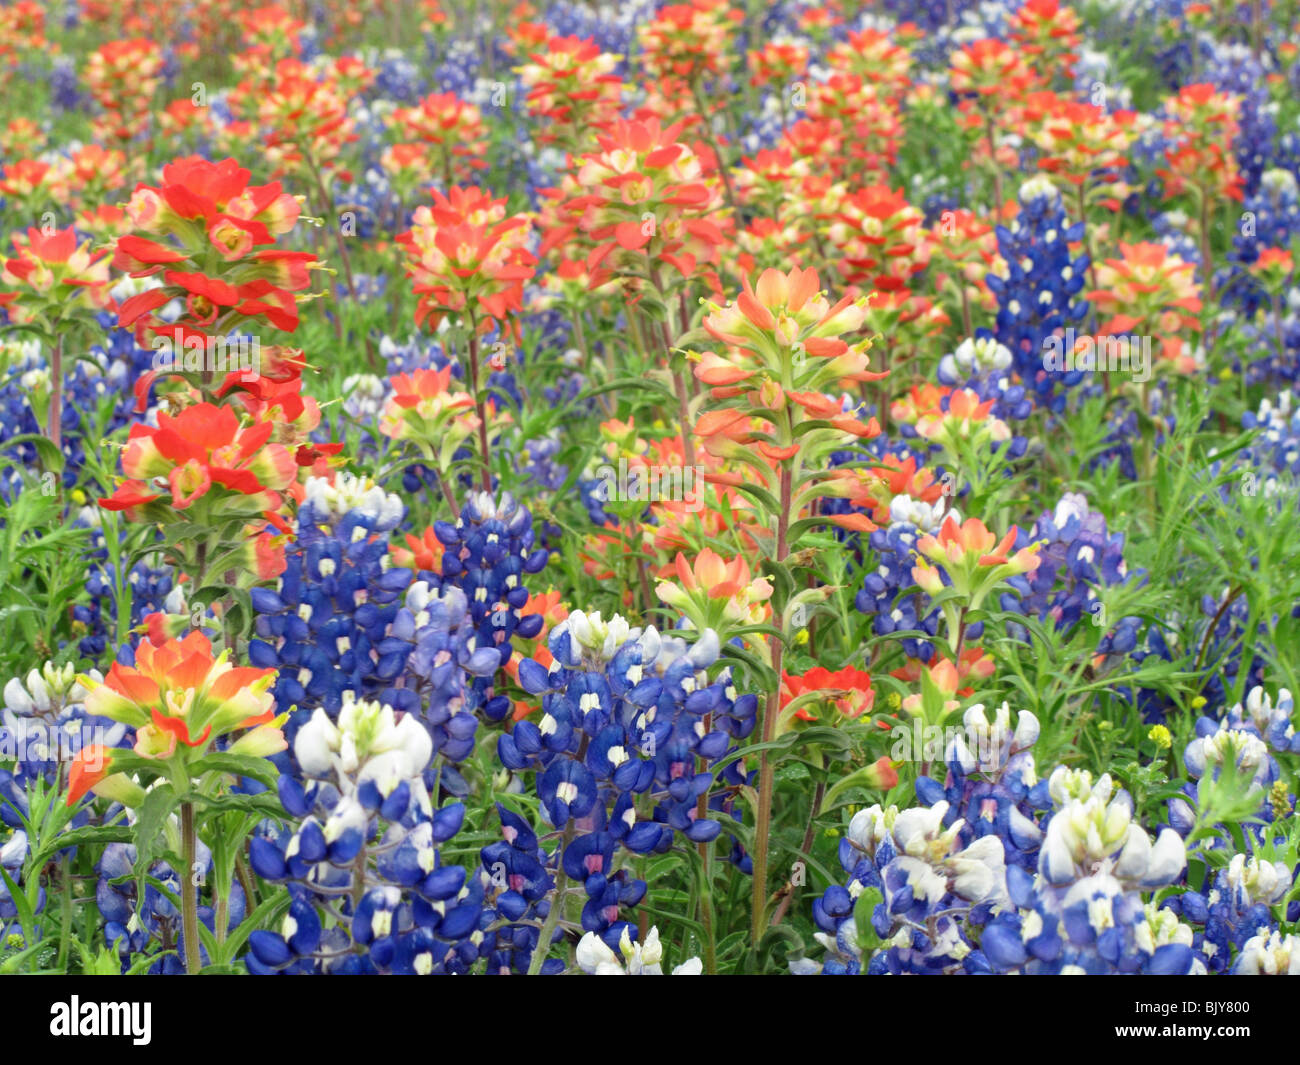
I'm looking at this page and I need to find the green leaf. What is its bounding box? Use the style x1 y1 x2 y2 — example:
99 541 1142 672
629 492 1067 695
852 885 883 954
764 558 796 608
0 940 47 973
72 939 126 976
193 792 285 818
578 376 675 403
132 784 178 899
0 866 36 946
223 888 291 962
30 824 134 872
0 433 65 472
719 640 777 690
125 949 174 976
192 752 281 789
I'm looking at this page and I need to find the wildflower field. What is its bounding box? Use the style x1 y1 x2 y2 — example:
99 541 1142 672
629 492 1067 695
0 0 1299 989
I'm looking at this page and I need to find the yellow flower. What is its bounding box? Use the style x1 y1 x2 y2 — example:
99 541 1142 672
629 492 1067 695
1148 724 1172 750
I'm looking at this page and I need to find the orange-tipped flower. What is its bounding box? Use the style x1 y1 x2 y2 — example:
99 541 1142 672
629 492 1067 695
67 744 111 806
917 515 1038 571
66 744 147 808
0 225 111 323
391 525 447 574
656 547 772 629
77 630 281 759
911 516 1042 633
900 655 965 720
397 186 536 330
781 665 875 721
380 366 480 452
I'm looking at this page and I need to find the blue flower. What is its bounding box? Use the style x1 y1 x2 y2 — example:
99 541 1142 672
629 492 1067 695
986 179 1091 412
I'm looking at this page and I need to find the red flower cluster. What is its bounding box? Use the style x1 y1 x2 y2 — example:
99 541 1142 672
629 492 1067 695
103 401 297 516
541 117 729 284
390 92 489 187
397 186 537 331
1158 83 1244 203
114 156 316 353
515 35 624 148
84 38 165 146
254 58 360 181
0 226 112 324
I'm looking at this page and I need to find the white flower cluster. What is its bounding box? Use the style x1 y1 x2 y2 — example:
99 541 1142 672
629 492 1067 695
891 801 1009 909
302 472 406 533
1039 769 1186 888
844 803 897 861
1233 930 1300 975
341 372 387 420
1018 173 1061 204
1184 727 1272 787
562 609 637 666
3 662 98 720
946 702 1040 780
576 927 702 975
296 696 433 810
888 494 947 532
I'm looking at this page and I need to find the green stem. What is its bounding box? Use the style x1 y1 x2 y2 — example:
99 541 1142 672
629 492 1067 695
235 851 258 913
690 80 738 214
466 329 494 493
647 260 698 471
528 820 574 975
572 311 613 417
46 332 64 449
952 605 970 659
180 801 202 974
751 460 793 943
214 842 230 949
695 708 716 973
56 854 72 972
434 465 462 520
302 142 358 304
1195 584 1244 680
769 777 825 927
984 112 1003 213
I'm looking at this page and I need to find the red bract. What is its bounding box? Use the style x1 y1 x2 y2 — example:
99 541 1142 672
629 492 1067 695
391 92 488 186
806 74 904 181
635 0 744 116
542 117 729 283
781 116 848 180
0 226 111 324
1087 241 1203 370
781 666 876 721
826 454 946 528
748 39 810 88
0 2 44 85
255 58 359 179
397 186 537 331
0 159 62 208
1157 83 1244 203
236 3 307 70
0 119 43 157
638 0 742 83
103 401 297 519
734 215 808 276
111 156 316 362
1022 93 1138 203
733 147 811 216
1008 0 1082 71
948 38 1038 100
515 35 624 148
827 184 931 293
84 37 165 146
826 27 913 97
